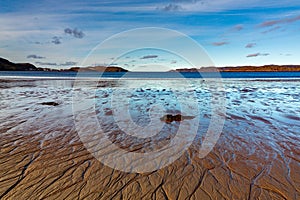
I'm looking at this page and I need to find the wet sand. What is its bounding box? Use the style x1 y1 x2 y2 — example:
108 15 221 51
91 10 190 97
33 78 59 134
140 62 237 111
0 79 299 199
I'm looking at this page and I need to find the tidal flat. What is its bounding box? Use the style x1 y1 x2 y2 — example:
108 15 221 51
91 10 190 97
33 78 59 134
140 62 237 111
0 78 299 199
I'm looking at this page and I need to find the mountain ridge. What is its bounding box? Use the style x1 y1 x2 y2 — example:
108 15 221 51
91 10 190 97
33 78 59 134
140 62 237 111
171 65 300 72
0 57 127 72
1 57 300 72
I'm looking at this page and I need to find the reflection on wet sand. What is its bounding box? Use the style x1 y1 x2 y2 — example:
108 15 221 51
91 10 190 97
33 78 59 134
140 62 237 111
0 79 299 199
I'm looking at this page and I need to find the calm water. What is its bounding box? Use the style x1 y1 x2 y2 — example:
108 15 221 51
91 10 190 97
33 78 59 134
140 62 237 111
1 71 300 79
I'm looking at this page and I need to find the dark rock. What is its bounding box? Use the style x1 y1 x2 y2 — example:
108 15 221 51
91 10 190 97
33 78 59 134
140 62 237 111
41 102 59 106
160 114 195 123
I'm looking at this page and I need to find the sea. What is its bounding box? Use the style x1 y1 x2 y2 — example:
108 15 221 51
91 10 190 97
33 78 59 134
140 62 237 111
1 71 300 79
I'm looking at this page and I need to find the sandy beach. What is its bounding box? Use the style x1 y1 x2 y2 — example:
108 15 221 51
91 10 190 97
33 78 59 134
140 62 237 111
0 78 299 199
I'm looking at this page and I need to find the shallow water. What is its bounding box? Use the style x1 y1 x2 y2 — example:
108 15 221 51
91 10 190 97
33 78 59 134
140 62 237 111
0 78 299 199
1 70 300 79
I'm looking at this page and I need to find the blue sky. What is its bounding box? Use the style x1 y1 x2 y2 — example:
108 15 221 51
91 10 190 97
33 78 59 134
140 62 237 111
0 0 300 70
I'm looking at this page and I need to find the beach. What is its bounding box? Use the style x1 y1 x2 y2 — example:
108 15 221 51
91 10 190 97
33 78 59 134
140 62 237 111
0 78 299 199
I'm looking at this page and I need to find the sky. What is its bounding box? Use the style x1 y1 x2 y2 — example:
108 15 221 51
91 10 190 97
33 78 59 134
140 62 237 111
0 0 300 71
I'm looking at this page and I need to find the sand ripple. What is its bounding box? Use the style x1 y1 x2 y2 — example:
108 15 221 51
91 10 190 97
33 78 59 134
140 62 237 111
0 79 299 199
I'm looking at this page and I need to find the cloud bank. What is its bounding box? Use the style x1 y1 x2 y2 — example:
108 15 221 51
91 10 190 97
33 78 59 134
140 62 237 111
35 61 77 66
259 15 300 27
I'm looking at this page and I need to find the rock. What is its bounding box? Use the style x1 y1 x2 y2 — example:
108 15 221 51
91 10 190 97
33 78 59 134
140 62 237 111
160 114 195 123
41 102 59 106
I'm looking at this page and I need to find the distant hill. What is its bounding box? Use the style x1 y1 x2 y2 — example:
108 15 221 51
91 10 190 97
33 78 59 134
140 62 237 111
0 57 128 72
172 65 300 72
1 57 300 73
67 66 128 72
0 57 37 71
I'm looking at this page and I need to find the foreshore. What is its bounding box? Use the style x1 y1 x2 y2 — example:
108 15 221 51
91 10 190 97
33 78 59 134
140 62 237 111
0 78 299 199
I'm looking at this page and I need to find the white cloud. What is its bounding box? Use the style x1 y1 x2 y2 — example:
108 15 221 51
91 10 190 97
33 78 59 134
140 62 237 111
245 43 256 48
246 53 270 58
166 0 300 12
212 41 229 46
